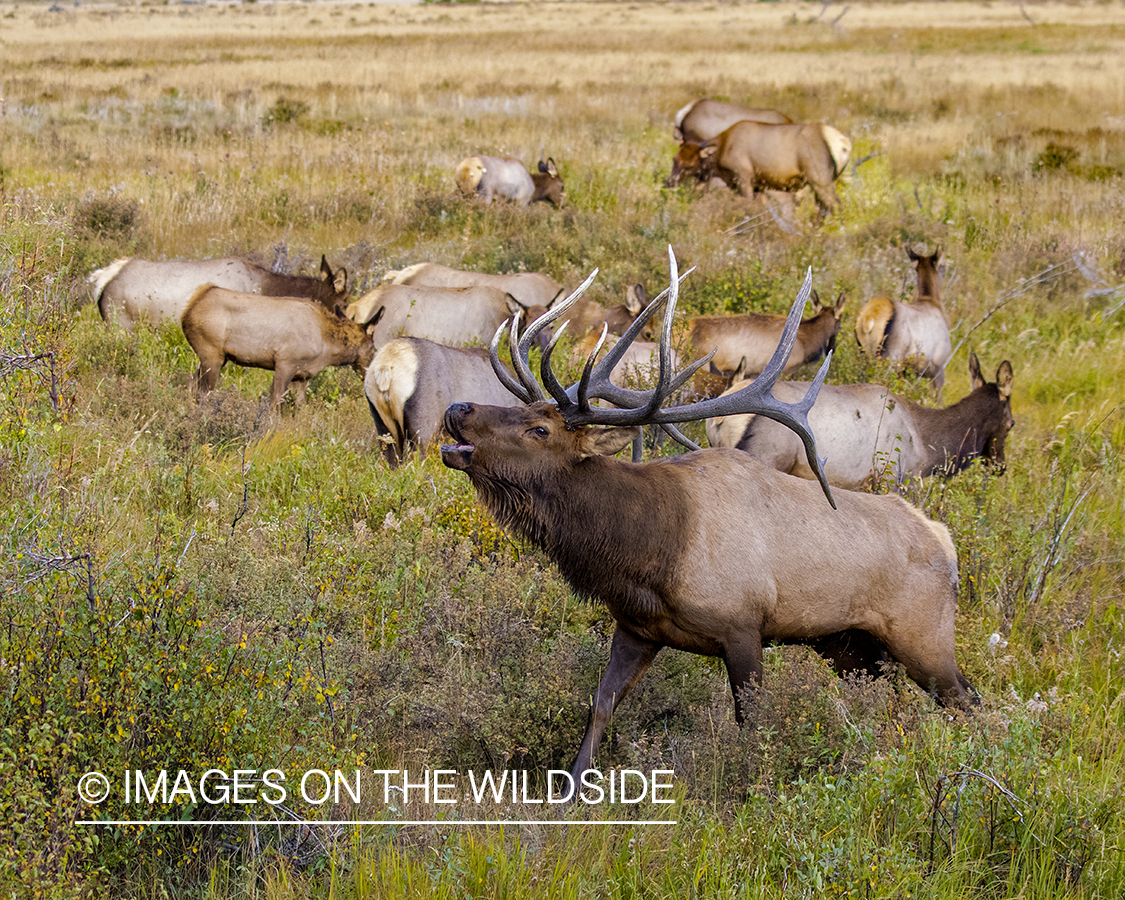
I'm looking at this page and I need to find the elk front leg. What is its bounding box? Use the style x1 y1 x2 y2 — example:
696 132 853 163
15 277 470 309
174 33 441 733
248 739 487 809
567 627 661 795
722 632 764 724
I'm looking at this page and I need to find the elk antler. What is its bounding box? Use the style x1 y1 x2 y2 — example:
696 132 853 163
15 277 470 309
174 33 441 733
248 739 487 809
491 247 836 507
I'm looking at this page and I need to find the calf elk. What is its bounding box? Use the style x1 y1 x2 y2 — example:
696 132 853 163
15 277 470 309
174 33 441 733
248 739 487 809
440 249 975 797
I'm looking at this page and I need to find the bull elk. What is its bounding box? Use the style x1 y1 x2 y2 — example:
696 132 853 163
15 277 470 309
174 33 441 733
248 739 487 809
440 249 975 795
855 246 953 395
182 286 374 411
90 255 349 331
708 353 1015 490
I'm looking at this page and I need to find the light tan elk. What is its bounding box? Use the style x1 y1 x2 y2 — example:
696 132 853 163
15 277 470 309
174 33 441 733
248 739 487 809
182 287 374 411
383 262 563 310
673 98 792 143
688 290 845 394
440 250 975 796
90 255 349 331
347 283 537 350
708 353 1015 490
666 121 851 215
855 247 952 395
365 337 523 466
455 156 564 207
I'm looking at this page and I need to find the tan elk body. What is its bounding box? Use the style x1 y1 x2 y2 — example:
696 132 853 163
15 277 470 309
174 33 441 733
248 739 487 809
347 283 524 349
673 98 792 143
365 337 522 466
90 255 348 331
666 121 851 214
181 286 374 410
708 354 1015 489
383 262 563 310
856 247 953 394
439 253 974 793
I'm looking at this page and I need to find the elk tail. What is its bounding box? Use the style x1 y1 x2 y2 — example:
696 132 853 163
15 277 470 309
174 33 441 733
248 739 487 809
821 125 852 180
89 258 130 321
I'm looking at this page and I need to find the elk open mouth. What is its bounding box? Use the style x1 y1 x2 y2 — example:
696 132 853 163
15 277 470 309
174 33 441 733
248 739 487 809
440 406 474 470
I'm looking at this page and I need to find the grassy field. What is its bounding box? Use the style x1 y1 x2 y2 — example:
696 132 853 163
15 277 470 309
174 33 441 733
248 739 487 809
2 0 1125 896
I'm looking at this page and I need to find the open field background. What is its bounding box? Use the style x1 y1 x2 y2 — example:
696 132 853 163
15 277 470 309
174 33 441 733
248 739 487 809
2 1 1125 896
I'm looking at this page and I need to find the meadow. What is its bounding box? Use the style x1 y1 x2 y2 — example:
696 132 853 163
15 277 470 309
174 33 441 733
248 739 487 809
1 0 1124 896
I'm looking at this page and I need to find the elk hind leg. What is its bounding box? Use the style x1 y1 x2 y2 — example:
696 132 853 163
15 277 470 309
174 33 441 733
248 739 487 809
723 631 765 724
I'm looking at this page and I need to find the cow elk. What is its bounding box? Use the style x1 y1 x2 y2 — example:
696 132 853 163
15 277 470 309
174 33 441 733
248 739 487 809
688 290 845 395
708 353 1015 490
181 286 374 411
673 98 792 143
855 247 953 395
90 255 349 331
347 283 536 350
666 121 851 215
455 155 564 207
383 262 563 310
365 337 523 466
440 249 975 797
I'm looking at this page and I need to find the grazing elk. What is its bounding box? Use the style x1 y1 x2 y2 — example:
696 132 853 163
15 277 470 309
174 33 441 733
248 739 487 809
855 247 953 395
441 250 975 796
673 98 792 143
455 155 564 207
365 337 523 466
383 262 564 310
688 290 846 394
708 353 1015 490
347 283 537 350
181 286 374 411
90 255 349 331
665 121 851 215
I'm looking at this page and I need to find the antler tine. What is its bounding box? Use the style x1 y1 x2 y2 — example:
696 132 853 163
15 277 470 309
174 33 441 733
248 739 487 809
505 310 546 402
539 319 573 407
490 317 534 403
565 265 696 407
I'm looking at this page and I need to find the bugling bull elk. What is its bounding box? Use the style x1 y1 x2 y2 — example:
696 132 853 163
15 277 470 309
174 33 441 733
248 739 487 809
441 249 975 795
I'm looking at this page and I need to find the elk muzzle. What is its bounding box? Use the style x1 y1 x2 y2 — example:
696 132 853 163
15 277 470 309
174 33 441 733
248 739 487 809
441 402 475 470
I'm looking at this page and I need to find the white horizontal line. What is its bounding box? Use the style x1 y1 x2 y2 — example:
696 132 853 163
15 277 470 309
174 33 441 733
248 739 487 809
78 819 677 827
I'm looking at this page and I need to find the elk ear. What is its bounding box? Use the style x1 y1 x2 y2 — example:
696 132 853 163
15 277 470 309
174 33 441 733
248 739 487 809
320 255 332 279
996 361 1013 399
931 246 943 265
700 144 719 162
809 289 823 313
968 352 984 390
906 246 919 262
834 292 847 315
584 426 642 459
334 267 348 294
625 283 646 316
546 158 558 177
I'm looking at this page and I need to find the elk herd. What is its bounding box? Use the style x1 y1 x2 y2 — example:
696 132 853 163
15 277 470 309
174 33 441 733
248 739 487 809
86 96 1024 790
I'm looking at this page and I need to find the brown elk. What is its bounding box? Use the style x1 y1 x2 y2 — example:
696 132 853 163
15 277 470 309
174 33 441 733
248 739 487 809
365 337 523 466
665 121 851 215
855 247 952 395
182 286 374 411
708 353 1015 490
455 155 564 207
383 263 563 310
688 290 846 395
673 98 792 143
440 251 975 795
90 255 349 331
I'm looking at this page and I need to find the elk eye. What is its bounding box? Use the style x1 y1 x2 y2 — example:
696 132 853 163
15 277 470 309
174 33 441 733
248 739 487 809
528 426 549 439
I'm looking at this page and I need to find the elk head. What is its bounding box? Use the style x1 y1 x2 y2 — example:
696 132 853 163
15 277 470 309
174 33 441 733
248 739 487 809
969 351 1015 474
665 141 718 188
442 247 836 508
